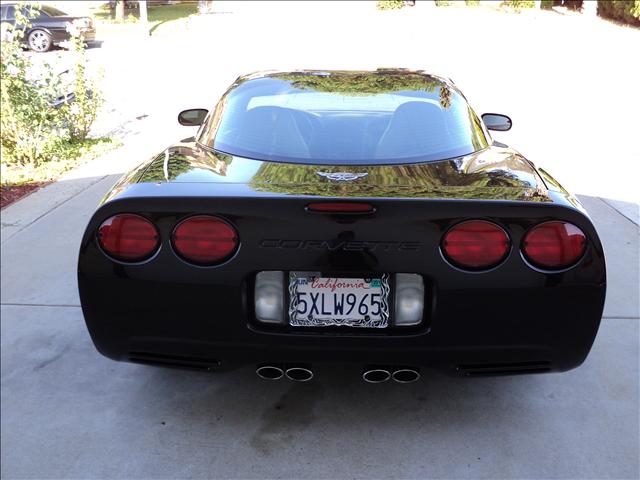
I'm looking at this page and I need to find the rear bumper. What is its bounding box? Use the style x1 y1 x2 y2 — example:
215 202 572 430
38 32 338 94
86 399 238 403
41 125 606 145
79 275 605 375
78 195 606 376
50 28 95 44
81 29 96 43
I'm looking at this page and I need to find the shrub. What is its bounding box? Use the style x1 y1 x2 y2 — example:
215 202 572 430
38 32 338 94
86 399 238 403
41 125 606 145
465 0 481 5
0 3 103 169
435 0 453 5
1 5 63 166
502 0 536 8
59 20 103 141
1 137 120 187
376 0 404 10
597 0 640 25
540 0 554 9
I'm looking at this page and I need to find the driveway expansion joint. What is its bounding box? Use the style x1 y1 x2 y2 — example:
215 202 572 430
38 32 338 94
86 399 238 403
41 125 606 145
598 197 639 227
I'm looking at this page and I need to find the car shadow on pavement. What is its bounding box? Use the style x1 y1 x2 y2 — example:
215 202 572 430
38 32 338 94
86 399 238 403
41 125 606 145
134 361 553 450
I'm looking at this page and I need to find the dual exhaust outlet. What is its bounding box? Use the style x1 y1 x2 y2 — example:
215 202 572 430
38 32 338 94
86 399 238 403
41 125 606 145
255 364 420 383
256 364 314 382
362 366 420 383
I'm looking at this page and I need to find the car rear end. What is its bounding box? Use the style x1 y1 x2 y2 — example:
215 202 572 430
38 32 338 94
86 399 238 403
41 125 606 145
75 16 96 43
55 16 95 44
78 70 606 379
78 171 606 378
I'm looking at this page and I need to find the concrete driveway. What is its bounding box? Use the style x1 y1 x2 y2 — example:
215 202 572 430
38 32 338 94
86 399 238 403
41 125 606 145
1 4 639 479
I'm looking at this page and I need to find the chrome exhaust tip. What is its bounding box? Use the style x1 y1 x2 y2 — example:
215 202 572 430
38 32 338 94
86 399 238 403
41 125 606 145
285 365 314 382
391 367 420 383
256 364 284 380
362 367 391 383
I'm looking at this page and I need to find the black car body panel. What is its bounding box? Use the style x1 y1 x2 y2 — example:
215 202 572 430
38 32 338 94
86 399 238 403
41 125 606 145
78 70 606 377
132 145 550 200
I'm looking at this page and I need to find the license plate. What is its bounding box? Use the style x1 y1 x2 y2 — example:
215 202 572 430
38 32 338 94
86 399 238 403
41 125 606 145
288 273 390 328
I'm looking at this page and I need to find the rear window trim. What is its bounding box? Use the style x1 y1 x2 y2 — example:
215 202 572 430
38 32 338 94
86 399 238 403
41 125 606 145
195 142 492 167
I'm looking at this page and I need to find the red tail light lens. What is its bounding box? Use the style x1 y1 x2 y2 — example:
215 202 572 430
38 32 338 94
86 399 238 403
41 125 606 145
98 214 159 262
172 215 238 265
442 220 510 270
522 221 586 269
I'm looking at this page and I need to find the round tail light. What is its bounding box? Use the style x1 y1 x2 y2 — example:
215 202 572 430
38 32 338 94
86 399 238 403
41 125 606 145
98 214 159 262
172 215 238 265
442 220 510 270
522 221 586 269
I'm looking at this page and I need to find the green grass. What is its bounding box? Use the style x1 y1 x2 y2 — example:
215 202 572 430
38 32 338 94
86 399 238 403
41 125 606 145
92 2 197 35
1 137 122 187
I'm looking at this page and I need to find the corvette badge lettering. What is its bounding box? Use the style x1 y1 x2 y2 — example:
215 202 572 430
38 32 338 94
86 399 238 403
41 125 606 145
259 239 421 252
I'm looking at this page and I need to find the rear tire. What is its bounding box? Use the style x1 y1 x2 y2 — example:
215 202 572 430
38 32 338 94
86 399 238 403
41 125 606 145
28 29 52 52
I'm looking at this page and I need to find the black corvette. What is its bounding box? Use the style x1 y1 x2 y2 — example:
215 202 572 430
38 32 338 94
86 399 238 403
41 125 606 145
78 69 606 383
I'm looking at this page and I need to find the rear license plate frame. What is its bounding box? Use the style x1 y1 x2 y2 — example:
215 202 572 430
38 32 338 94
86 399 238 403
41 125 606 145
288 272 391 328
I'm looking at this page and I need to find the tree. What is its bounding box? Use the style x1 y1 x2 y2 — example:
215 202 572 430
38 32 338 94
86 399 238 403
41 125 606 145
139 0 148 32
115 0 125 21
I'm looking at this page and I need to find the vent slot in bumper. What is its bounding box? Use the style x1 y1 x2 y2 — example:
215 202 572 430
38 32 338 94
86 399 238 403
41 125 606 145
456 361 551 376
129 351 219 371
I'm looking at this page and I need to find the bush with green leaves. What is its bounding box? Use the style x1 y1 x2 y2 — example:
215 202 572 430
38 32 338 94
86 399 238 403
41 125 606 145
435 0 453 5
60 21 103 141
1 5 62 166
502 0 536 9
465 0 481 6
597 0 640 25
376 0 404 10
0 3 103 170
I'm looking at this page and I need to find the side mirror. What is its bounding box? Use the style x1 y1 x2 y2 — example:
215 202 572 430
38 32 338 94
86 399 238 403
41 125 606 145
481 113 512 132
178 108 208 126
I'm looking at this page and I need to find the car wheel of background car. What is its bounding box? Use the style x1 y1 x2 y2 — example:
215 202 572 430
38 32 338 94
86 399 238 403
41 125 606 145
28 29 52 52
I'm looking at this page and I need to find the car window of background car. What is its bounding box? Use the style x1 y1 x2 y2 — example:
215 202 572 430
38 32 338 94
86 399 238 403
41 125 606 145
11 7 36 20
39 5 67 17
2 5 14 20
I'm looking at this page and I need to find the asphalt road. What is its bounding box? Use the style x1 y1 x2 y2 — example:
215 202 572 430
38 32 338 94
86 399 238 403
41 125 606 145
2 4 639 479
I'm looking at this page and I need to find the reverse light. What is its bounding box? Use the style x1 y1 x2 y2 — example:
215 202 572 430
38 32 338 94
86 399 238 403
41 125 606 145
254 271 285 324
98 214 159 262
172 215 238 265
522 221 586 269
394 273 425 326
442 220 510 270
